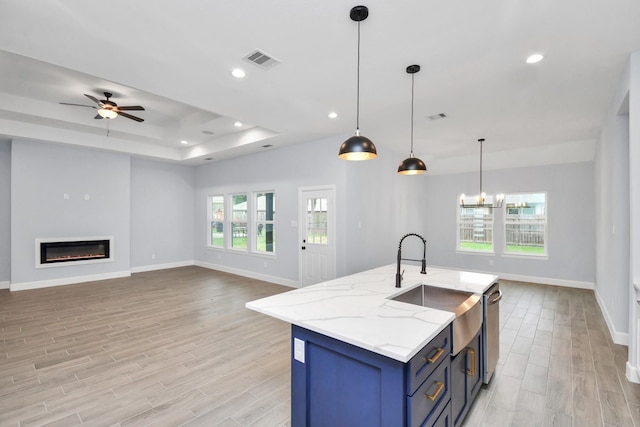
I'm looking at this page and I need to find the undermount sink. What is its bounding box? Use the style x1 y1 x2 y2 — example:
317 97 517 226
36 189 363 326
390 284 482 355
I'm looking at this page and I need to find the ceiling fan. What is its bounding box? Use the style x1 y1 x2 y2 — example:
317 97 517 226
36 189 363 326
60 92 145 122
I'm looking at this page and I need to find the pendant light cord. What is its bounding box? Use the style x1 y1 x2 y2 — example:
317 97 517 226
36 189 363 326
410 73 415 155
356 20 361 132
479 139 483 197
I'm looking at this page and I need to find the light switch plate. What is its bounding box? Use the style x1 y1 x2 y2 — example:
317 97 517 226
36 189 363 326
294 338 305 363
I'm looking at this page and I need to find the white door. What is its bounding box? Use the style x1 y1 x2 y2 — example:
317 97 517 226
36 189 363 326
299 186 336 286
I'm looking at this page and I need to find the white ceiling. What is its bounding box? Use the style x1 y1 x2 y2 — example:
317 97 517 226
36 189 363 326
1 0 639 168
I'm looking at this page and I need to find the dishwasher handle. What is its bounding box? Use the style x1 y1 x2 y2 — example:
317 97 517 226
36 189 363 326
487 289 502 305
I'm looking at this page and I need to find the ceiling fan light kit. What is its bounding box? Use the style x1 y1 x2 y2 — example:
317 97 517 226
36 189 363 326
97 107 117 119
338 5 377 161
398 64 427 175
60 92 145 122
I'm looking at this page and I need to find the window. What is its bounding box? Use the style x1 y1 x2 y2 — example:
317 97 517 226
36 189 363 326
208 195 224 248
457 195 494 252
504 193 547 256
255 191 275 254
231 193 248 250
306 197 328 244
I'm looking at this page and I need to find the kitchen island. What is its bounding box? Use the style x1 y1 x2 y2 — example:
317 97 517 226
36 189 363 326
246 264 498 427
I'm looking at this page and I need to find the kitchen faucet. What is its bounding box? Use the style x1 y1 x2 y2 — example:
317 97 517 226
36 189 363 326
396 233 427 288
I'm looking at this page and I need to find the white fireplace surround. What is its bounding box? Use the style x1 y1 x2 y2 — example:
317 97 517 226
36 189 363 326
36 236 114 268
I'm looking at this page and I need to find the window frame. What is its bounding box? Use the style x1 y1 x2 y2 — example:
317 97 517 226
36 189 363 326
503 192 548 258
253 190 276 255
229 192 249 252
456 195 495 254
207 195 225 249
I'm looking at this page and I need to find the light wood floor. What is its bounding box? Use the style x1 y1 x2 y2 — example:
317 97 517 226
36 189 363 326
1 267 639 426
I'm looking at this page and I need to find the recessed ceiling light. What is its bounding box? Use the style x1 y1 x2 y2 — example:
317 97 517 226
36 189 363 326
180 140 188 145
231 68 246 78
526 53 544 64
328 112 338 119
234 121 243 127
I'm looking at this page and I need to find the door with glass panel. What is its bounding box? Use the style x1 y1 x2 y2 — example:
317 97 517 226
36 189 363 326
299 187 336 286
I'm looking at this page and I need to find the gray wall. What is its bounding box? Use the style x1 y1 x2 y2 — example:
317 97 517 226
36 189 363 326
0 140 11 282
130 157 195 268
344 152 430 274
10 140 131 284
194 134 417 283
422 162 596 284
596 107 630 340
4 134 599 293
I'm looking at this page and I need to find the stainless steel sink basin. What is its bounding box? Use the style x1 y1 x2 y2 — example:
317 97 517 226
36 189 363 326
390 284 482 355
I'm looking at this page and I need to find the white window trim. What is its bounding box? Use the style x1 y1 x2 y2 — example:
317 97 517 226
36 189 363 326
229 192 249 252
207 194 225 249
502 191 548 258
502 253 549 261
252 190 276 255
456 196 495 254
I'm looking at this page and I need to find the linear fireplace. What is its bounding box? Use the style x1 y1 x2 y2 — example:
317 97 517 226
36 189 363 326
36 237 113 268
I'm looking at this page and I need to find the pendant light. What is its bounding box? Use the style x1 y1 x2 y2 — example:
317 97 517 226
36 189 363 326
459 138 504 208
338 5 377 161
398 65 427 175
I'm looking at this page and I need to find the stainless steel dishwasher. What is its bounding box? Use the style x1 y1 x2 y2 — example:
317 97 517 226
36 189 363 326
482 282 501 384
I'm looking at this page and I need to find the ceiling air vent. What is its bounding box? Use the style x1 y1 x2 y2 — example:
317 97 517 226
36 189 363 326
243 49 281 70
427 113 447 120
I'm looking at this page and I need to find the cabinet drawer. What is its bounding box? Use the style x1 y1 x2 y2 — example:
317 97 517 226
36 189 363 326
407 325 451 394
407 354 451 427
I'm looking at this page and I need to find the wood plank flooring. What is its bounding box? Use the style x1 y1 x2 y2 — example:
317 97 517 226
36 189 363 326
463 280 639 427
0 267 291 427
1 267 639 426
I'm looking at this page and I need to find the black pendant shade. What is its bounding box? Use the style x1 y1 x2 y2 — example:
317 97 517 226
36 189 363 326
339 133 377 161
398 64 426 175
397 154 427 175
339 5 377 161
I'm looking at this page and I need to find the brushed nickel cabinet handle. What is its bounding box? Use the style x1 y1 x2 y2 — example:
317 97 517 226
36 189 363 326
488 289 502 304
425 347 444 364
425 381 444 401
467 348 476 377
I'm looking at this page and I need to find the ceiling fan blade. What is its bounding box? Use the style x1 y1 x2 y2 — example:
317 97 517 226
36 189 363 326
116 105 145 111
116 111 144 122
94 114 103 120
84 94 102 105
60 102 97 109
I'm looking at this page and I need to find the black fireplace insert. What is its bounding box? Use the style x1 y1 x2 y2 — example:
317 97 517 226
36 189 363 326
40 239 111 264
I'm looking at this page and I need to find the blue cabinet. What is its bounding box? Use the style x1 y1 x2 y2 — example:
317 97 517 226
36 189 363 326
451 330 482 427
291 324 452 427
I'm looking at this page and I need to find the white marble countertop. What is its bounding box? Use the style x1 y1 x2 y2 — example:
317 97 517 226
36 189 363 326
246 264 498 362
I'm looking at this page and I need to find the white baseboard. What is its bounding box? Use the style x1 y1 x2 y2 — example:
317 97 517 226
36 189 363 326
594 287 629 346
627 361 640 384
10 271 131 292
496 272 594 290
429 266 594 290
0 281 9 290
195 261 298 288
130 260 194 274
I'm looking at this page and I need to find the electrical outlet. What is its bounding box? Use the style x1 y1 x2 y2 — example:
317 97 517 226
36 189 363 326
151 254 156 259
294 338 305 363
